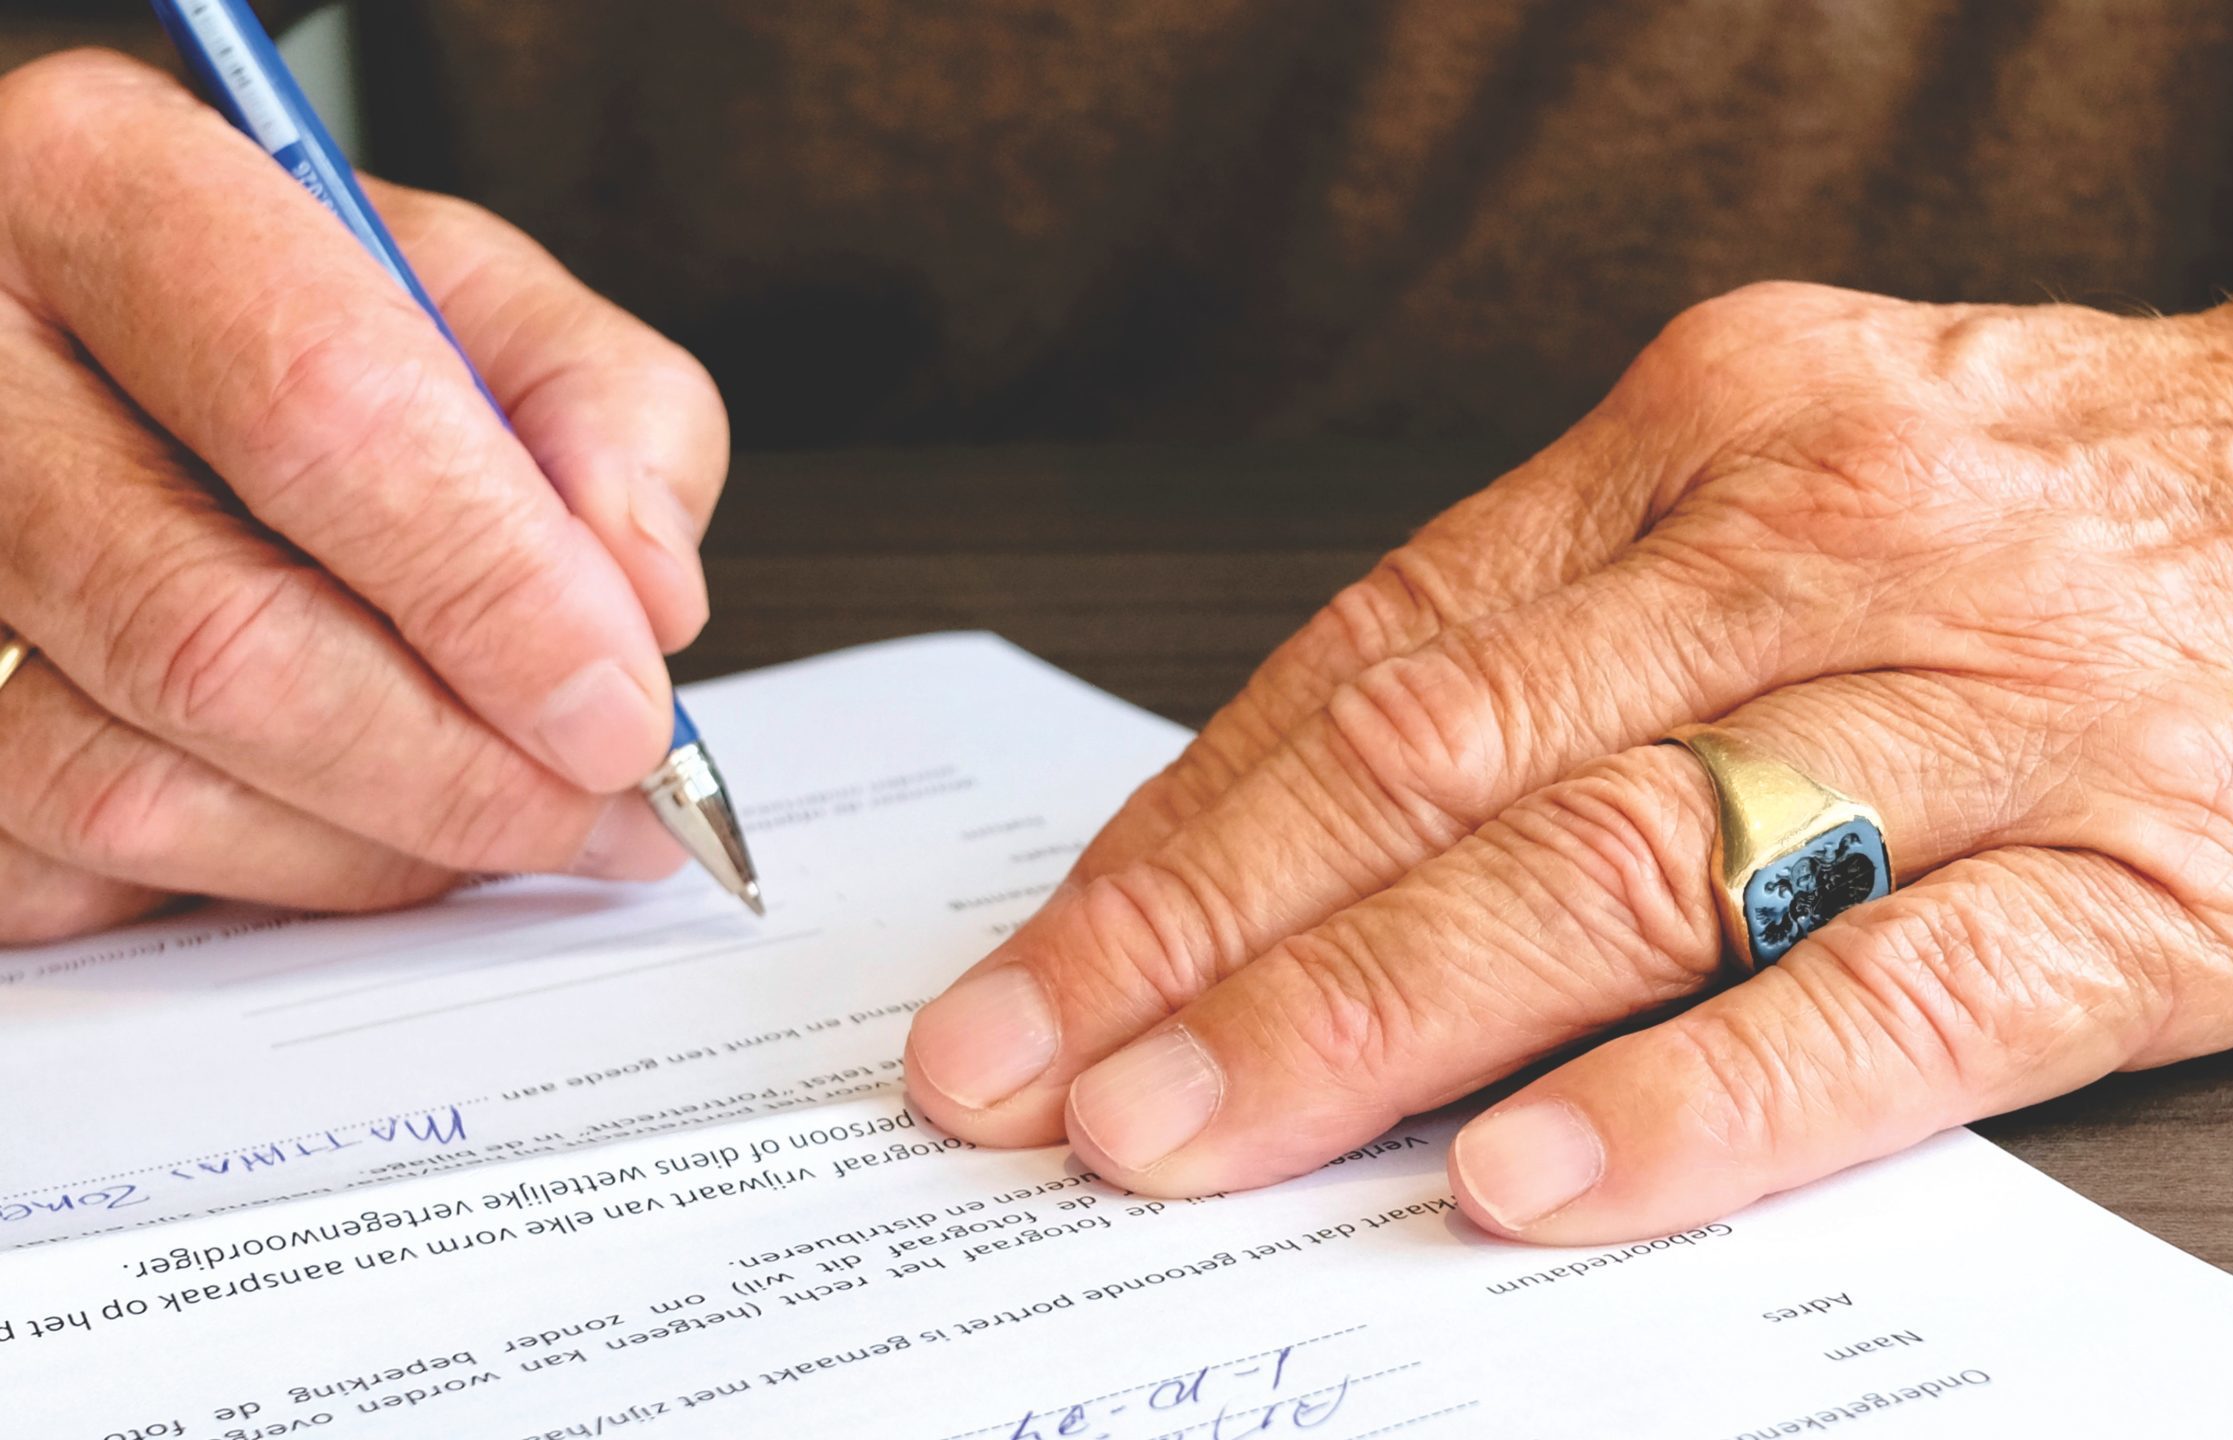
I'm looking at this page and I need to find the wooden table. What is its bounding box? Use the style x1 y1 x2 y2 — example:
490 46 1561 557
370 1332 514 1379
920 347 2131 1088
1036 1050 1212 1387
690 441 2233 1270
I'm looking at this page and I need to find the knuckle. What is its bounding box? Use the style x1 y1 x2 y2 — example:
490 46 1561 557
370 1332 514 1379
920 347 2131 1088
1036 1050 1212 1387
1699 278 1835 320
235 330 463 528
1807 866 2153 1081
1075 752 1231 876
34 735 189 876
1923 306 2027 389
1794 912 1992 1088
2104 690 2233 910
246 324 387 462
0 52 185 288
1323 647 1500 836
1317 547 1456 670
0 49 144 161
395 189 562 298
1615 282 1886 450
1255 928 1408 1093
1634 285 1780 377
1502 749 1724 987
1157 734 1249 815
231 332 565 668
1920 303 2106 401
118 564 323 740
1655 281 1843 359
60 760 181 876
391 512 567 670
1653 1008 1805 1157
1067 864 1233 1026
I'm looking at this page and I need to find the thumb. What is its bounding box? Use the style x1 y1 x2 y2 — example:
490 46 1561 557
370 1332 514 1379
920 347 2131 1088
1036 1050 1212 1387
1446 850 2182 1244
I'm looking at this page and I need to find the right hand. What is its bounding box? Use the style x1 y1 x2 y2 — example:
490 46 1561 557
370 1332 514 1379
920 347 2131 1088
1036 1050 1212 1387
0 51 733 944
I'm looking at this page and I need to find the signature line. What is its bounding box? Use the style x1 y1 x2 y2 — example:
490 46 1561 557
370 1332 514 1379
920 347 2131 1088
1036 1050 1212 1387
268 928 822 1049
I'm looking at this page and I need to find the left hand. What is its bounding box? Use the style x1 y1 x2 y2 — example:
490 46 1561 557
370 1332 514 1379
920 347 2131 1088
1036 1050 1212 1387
904 281 2233 1243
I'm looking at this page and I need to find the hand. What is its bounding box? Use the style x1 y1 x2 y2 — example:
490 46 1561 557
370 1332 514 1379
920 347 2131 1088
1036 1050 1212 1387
907 279 2233 1243
0 52 729 943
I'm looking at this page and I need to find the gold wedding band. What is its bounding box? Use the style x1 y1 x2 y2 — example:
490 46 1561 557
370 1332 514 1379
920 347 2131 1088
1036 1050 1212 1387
1662 725 1893 973
0 628 32 699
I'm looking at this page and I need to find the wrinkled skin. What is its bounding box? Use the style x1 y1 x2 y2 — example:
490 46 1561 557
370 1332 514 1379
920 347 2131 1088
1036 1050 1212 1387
906 279 2233 1244
0 51 724 942
7 51 2230 1253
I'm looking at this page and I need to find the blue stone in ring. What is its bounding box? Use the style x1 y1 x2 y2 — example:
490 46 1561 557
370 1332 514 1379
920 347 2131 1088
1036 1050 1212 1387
1743 817 1890 967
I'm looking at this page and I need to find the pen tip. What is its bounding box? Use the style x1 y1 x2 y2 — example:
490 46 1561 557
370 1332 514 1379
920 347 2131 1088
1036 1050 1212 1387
640 740 767 918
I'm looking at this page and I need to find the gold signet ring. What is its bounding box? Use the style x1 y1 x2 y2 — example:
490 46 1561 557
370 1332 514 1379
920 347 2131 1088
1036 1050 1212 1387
1661 726 1893 973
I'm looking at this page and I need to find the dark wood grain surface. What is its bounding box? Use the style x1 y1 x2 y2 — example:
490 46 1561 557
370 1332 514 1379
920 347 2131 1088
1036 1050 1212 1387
690 441 2233 1271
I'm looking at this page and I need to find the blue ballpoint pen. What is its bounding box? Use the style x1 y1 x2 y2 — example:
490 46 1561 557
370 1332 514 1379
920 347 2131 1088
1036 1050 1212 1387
151 0 765 914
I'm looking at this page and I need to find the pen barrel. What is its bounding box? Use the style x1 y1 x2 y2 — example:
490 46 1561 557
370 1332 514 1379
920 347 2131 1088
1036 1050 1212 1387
149 0 497 406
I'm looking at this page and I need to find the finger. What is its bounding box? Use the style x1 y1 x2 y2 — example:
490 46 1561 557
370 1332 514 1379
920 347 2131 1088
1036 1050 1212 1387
1072 415 1654 880
0 299 676 881
0 51 670 793
364 178 726 653
0 831 168 946
1052 669 2030 1191
910 542 1879 1142
1447 847 2198 1244
0 653 677 911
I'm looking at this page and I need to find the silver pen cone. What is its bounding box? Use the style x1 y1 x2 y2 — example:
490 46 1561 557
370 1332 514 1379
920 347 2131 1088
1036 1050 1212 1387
642 740 766 914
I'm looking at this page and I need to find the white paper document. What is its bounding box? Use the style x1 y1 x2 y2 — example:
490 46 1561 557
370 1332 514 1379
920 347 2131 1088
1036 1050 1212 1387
0 634 1188 1247
3 633 2230 1436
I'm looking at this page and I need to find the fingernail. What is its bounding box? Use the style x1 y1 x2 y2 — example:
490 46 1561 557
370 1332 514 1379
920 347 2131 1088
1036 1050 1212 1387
1453 1100 1605 1232
1069 1027 1222 1173
570 795 687 881
632 484 705 587
538 659 667 792
909 967 1060 1109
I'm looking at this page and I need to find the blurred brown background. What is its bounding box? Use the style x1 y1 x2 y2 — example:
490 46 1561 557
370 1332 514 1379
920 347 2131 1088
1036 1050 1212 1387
12 1 2233 456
